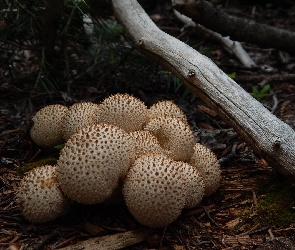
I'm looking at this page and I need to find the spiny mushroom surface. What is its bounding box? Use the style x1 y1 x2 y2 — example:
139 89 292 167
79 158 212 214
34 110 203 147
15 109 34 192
62 102 99 141
16 165 71 223
56 123 135 204
123 154 188 228
188 143 221 196
95 93 149 132
144 116 195 161
30 104 68 148
179 162 205 209
148 100 187 123
129 130 165 159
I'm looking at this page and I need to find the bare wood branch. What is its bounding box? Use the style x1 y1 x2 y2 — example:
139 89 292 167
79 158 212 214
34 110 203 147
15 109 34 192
172 0 295 54
173 9 256 68
58 229 147 250
112 0 295 178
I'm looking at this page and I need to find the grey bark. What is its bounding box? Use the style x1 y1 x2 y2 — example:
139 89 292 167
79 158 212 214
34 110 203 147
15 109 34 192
112 0 295 178
172 0 295 54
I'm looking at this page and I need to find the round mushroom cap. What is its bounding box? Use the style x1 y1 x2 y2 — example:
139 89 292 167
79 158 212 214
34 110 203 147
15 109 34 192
178 162 205 209
129 131 165 159
16 165 71 223
149 100 187 124
62 102 99 141
123 154 188 228
188 143 221 196
95 93 149 132
30 104 68 148
144 116 195 161
56 123 135 204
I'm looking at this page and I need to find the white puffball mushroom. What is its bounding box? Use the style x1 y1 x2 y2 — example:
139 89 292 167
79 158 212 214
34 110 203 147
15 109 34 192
149 100 187 124
188 143 221 196
30 104 68 148
62 102 99 141
56 123 135 204
95 93 149 132
129 130 165 159
144 116 195 161
123 154 188 228
16 165 71 223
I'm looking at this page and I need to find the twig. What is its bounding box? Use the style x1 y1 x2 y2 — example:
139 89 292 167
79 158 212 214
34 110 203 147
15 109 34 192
26 230 58 250
252 190 257 207
270 90 279 114
173 9 256 68
172 0 295 54
238 225 270 236
203 206 222 228
25 149 41 164
57 229 147 250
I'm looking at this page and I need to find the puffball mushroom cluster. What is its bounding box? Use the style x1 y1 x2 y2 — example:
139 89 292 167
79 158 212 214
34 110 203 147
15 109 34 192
17 93 221 227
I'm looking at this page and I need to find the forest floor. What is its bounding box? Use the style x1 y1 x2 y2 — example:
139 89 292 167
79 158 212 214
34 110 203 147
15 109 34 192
1 0 295 249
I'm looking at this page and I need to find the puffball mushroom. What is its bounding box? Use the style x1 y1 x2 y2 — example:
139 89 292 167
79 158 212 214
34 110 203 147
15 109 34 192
188 143 221 196
180 162 205 209
149 100 187 124
123 154 188 228
16 165 71 223
129 130 165 158
144 116 195 161
62 102 99 141
95 93 149 132
30 104 68 148
56 123 135 204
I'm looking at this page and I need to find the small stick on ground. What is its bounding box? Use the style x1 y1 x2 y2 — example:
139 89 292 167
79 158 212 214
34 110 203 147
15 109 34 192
58 229 148 250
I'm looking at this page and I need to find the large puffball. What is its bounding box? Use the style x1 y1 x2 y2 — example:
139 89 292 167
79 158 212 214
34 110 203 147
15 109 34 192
188 143 221 196
62 102 99 141
148 100 187 124
95 93 149 132
30 104 68 148
16 165 71 223
144 116 195 161
123 154 189 228
56 123 135 204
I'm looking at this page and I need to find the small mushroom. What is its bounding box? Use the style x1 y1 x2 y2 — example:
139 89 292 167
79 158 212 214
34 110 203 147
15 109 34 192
144 116 195 161
149 100 187 123
129 130 165 159
16 165 71 223
188 143 221 196
95 93 149 132
62 102 99 141
30 104 68 148
56 123 135 204
123 154 188 228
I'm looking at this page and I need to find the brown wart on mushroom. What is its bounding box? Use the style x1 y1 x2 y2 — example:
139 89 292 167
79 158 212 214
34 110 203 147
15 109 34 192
144 116 195 161
16 165 71 223
123 154 189 228
148 100 188 124
188 143 221 196
30 104 68 148
95 93 149 132
56 123 135 205
62 102 99 141
129 130 165 159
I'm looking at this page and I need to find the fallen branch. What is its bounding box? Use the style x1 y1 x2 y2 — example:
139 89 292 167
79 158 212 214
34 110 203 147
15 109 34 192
173 9 256 68
58 229 147 250
172 0 295 54
112 0 295 178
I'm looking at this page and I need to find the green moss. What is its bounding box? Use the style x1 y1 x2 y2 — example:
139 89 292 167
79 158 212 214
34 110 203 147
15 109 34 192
254 179 295 227
17 158 57 176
